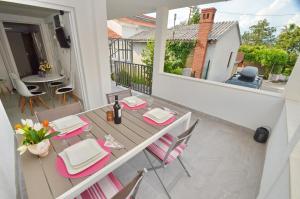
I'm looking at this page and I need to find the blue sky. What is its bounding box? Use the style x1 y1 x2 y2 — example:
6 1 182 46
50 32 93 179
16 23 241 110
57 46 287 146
147 0 300 34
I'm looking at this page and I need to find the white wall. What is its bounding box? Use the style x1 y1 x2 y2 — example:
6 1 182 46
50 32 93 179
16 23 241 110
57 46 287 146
0 100 16 199
207 25 240 82
132 42 146 64
257 106 289 199
152 73 284 130
201 43 216 79
46 13 83 98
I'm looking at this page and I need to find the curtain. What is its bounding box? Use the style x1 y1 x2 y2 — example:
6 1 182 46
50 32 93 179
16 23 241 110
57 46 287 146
31 32 46 62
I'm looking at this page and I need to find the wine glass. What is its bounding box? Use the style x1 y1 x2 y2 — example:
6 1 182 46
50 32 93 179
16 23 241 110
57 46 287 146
145 95 154 110
82 124 93 139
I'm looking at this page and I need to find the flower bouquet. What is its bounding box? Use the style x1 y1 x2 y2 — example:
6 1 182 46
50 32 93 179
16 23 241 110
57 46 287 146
15 119 59 157
38 60 52 77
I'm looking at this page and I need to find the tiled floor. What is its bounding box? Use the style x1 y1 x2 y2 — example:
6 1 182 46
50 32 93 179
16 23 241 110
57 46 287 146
114 108 266 199
2 85 266 199
1 90 72 125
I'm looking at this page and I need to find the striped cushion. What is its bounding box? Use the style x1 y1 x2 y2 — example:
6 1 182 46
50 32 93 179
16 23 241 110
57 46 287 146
75 173 123 199
147 133 186 164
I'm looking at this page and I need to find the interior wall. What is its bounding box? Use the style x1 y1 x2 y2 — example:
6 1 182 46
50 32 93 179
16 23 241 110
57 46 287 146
0 100 16 199
5 31 32 77
46 13 82 98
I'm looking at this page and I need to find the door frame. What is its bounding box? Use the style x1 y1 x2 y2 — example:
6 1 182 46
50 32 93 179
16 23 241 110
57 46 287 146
0 13 58 78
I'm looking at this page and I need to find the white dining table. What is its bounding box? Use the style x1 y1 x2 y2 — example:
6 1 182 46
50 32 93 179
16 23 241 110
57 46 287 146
22 74 65 107
19 96 192 199
22 74 65 84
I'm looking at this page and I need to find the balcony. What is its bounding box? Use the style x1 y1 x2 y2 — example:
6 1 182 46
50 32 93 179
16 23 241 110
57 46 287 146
0 0 299 199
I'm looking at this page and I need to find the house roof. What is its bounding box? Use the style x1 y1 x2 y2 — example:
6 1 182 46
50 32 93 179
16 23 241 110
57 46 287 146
108 28 121 39
118 15 156 28
129 21 240 42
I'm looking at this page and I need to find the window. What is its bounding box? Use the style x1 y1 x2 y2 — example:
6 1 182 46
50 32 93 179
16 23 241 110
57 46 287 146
227 52 233 68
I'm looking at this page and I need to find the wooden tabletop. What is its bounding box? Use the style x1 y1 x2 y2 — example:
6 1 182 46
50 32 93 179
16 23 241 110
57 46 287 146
20 97 192 199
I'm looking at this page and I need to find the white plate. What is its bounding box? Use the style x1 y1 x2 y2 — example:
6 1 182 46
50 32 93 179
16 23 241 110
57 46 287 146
143 108 173 123
122 96 145 107
50 115 87 135
59 139 108 174
65 139 103 166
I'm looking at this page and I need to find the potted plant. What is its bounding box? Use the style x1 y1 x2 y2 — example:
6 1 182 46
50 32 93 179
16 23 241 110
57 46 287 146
15 119 59 157
38 60 52 77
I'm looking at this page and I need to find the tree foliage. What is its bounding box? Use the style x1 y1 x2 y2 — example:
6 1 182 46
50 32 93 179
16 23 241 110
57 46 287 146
188 7 200 25
141 39 195 75
242 19 276 46
239 45 288 77
275 24 300 54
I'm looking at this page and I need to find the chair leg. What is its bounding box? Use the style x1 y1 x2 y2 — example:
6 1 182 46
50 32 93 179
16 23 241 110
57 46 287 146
143 150 171 199
37 96 50 109
63 93 66 104
20 97 26 113
29 97 34 115
178 156 191 177
70 92 78 102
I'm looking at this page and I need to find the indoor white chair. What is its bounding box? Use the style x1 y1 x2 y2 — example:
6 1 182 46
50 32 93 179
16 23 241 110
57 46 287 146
9 73 39 92
14 78 49 115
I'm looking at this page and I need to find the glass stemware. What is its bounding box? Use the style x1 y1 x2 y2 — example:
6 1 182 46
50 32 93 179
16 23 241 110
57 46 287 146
82 124 93 139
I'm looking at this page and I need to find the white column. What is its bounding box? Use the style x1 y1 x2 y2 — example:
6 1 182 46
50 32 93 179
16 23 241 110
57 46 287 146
152 6 169 95
285 56 300 101
91 0 111 102
0 100 16 199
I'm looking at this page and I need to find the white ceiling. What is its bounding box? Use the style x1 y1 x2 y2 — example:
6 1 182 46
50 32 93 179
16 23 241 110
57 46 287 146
107 0 226 19
0 0 225 19
0 1 58 18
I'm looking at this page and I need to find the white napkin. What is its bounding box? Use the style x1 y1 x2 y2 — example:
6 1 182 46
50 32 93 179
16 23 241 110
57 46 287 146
104 134 125 149
143 108 173 123
122 96 145 107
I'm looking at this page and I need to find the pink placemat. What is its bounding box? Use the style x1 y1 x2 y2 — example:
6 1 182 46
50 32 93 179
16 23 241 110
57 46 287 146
52 117 89 140
143 116 176 126
56 139 111 178
120 101 147 110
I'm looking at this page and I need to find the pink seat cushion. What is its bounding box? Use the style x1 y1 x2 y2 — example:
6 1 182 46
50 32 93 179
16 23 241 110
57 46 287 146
75 173 123 199
147 133 186 164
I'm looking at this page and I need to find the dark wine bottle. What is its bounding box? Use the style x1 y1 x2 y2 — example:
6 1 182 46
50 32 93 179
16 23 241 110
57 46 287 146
113 95 121 124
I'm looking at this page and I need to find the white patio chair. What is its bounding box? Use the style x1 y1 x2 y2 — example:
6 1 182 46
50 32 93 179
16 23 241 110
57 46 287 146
35 102 83 122
143 119 199 199
14 78 49 115
75 169 146 199
106 89 132 104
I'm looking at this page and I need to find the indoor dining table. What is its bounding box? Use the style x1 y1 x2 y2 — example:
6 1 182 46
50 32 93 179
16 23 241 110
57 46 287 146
22 74 65 107
19 96 192 199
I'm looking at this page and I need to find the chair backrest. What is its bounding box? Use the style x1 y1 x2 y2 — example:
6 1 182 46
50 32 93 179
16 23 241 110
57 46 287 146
14 78 32 97
163 119 199 164
35 102 83 122
112 169 146 199
106 89 132 104
9 73 19 89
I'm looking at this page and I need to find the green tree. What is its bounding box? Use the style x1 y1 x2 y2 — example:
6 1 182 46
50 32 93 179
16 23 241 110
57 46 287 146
242 19 276 46
141 40 155 66
239 45 289 78
276 24 300 54
188 7 200 25
141 40 195 75
257 48 288 77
